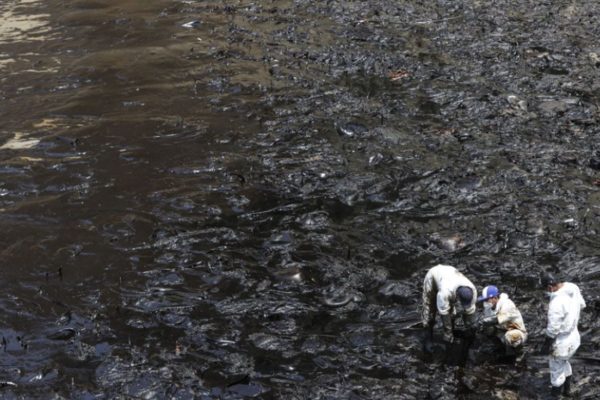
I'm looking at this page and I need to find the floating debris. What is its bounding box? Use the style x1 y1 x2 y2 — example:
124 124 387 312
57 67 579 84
0 132 40 150
336 122 368 137
47 328 77 341
181 20 200 29
387 69 410 81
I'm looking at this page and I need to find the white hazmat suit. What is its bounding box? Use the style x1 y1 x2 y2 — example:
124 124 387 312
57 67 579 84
422 264 477 342
483 293 527 348
546 282 586 388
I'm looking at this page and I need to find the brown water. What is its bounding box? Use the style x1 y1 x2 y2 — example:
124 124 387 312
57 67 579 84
1 1 600 398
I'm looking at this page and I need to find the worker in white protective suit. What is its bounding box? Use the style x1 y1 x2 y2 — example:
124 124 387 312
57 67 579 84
477 285 527 361
540 273 586 397
422 264 477 351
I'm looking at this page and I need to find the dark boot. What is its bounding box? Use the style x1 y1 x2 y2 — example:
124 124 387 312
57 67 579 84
503 344 525 364
427 321 434 340
550 384 562 397
499 345 516 364
423 321 435 353
513 345 525 364
563 376 571 396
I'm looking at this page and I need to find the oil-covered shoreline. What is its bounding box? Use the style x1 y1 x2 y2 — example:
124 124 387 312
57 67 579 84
1 1 599 398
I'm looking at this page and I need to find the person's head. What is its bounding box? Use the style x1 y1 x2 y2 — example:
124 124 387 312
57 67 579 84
477 285 500 306
540 272 562 292
456 286 473 308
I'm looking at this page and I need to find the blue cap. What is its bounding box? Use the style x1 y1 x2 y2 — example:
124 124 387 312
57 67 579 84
477 285 499 302
456 286 473 306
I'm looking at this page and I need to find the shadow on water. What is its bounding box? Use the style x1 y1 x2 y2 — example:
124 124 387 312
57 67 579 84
1 0 600 398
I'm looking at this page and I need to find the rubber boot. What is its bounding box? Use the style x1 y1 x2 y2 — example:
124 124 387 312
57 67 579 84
427 321 434 340
423 321 435 353
550 384 562 398
512 345 525 364
499 344 515 364
563 376 571 397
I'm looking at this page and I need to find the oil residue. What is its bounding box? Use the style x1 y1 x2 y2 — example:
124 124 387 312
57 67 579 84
0 1 599 398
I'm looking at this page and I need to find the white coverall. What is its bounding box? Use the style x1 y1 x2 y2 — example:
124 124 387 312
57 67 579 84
546 282 586 387
482 293 527 347
422 264 477 329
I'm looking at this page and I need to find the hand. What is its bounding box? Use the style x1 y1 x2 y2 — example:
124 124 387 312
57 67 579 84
540 336 554 355
477 315 497 330
463 312 477 329
475 318 485 330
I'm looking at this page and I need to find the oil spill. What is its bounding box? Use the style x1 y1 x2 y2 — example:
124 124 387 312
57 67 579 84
1 0 600 399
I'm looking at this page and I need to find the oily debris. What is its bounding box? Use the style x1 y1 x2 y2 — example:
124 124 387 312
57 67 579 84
0 0 599 399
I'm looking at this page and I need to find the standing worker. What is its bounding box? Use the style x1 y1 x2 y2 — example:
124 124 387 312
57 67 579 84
540 273 586 397
422 264 477 350
477 285 527 361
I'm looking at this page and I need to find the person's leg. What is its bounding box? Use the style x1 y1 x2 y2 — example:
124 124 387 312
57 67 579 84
549 356 568 395
489 330 505 352
441 313 454 343
422 274 437 351
553 334 578 396
563 360 573 396
497 330 523 363
563 376 571 396
421 273 435 328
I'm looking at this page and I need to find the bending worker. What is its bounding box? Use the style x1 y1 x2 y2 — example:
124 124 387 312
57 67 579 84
422 264 477 348
477 285 527 359
540 273 586 397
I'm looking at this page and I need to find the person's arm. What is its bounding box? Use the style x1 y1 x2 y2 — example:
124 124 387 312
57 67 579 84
546 299 565 338
540 298 565 354
496 301 520 326
479 314 498 327
436 290 454 343
436 290 451 315
577 287 586 310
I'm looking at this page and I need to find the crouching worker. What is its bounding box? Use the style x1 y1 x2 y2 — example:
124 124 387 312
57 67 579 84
422 264 477 351
477 285 527 361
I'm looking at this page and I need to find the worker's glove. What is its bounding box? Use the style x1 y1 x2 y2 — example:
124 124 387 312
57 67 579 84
463 312 477 329
441 314 454 344
477 315 498 330
540 336 554 355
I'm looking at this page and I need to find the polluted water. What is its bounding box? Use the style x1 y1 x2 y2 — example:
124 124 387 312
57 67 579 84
1 0 600 399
